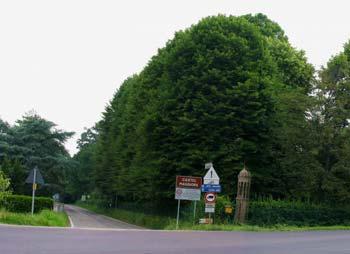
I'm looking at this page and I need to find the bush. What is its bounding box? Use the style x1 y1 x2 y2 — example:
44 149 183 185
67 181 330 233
0 194 53 213
248 199 350 226
181 197 350 227
80 197 350 228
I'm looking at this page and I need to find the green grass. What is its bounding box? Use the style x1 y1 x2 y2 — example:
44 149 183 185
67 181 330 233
0 209 69 227
77 202 350 232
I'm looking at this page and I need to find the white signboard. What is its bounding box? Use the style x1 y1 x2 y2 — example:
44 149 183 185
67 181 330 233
205 203 215 213
203 164 220 185
175 188 201 201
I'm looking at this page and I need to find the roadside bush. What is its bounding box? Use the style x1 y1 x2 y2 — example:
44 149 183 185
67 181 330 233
180 195 233 224
185 197 350 226
0 194 53 213
248 199 350 226
80 196 350 228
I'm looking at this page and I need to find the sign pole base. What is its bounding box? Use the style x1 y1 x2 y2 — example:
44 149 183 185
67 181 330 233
176 199 181 230
193 201 197 225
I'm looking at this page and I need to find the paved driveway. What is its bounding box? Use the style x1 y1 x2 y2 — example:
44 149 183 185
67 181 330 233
64 205 142 229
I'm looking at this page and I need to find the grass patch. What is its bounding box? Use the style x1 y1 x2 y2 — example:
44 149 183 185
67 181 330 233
0 209 69 227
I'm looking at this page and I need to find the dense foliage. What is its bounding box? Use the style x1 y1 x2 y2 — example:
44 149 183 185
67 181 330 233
2 13 350 217
0 113 74 197
0 194 53 213
247 199 350 226
74 14 321 206
0 170 11 195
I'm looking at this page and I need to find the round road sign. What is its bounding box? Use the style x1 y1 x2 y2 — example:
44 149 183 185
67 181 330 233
205 192 216 203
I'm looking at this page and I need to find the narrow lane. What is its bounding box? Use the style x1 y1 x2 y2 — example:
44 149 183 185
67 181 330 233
64 204 142 229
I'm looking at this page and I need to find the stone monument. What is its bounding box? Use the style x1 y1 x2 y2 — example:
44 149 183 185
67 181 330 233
234 165 251 224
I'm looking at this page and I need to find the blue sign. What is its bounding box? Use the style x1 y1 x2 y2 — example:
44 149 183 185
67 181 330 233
201 184 221 193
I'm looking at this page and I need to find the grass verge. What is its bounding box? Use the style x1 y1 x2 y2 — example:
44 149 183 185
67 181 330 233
0 209 69 227
77 202 350 232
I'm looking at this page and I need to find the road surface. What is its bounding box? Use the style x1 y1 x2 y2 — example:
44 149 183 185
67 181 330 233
1 224 350 254
64 204 142 229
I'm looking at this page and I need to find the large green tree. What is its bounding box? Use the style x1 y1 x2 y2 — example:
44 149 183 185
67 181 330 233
311 41 350 204
87 14 314 206
0 113 74 196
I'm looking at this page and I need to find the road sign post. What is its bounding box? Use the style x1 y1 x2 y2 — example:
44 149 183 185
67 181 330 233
203 163 220 221
193 201 197 225
175 176 202 229
31 167 37 216
26 166 45 216
176 199 180 230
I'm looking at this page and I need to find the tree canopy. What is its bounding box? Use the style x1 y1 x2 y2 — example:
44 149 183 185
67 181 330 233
3 13 350 208
75 14 319 206
0 113 74 196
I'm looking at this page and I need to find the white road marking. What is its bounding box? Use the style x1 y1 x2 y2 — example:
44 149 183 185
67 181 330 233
68 215 74 228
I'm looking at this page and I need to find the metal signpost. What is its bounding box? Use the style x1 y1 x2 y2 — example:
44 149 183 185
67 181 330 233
202 163 220 222
175 175 202 229
25 166 45 216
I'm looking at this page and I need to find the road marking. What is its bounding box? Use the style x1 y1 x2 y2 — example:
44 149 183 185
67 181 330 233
68 215 74 228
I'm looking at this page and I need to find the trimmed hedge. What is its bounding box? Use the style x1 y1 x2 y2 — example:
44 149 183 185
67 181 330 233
247 199 350 226
187 197 350 226
0 195 53 213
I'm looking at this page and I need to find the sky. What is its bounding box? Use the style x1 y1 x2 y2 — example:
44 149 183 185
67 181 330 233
1 0 350 155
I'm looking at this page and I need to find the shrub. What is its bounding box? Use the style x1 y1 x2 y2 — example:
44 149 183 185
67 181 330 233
0 194 53 213
0 170 11 196
248 199 350 226
182 197 350 226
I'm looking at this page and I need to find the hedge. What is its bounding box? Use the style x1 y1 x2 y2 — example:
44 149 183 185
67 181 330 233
79 196 350 227
0 194 53 213
184 197 350 226
247 199 350 226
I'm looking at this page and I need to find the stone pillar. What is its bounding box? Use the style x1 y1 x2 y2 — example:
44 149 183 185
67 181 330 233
234 166 251 224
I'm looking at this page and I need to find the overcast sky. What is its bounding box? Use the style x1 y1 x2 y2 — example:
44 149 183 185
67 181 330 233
1 0 350 154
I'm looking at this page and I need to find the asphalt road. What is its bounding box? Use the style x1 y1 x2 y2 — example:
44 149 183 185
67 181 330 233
1 224 350 254
64 204 142 229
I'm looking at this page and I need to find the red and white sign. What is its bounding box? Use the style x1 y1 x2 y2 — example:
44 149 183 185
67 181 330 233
205 192 216 204
176 176 202 189
175 176 202 201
